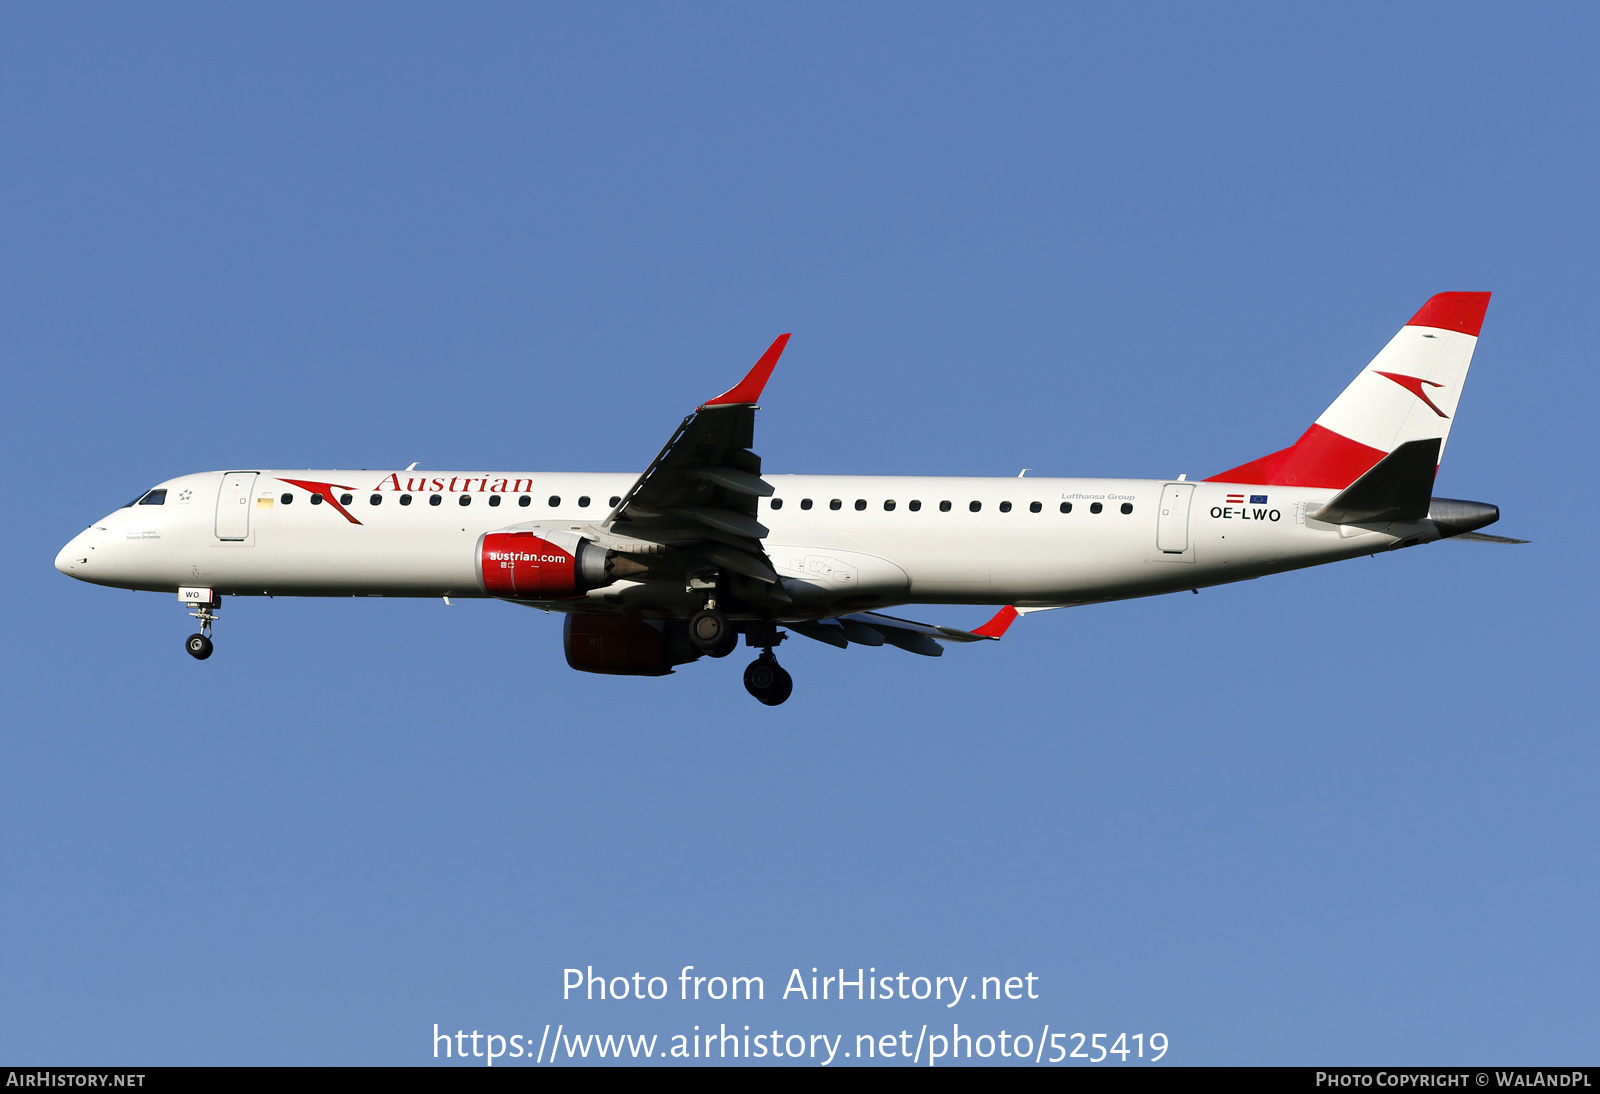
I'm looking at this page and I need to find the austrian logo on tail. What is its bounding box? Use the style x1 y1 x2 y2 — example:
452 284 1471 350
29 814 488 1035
1375 371 1450 418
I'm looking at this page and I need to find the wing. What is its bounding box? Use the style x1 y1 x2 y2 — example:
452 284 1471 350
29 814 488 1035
786 605 1039 656
604 335 791 598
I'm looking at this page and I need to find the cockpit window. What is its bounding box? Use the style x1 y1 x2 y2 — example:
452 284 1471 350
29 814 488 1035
137 489 167 506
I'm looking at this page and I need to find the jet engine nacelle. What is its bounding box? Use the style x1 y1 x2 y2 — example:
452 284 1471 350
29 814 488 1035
563 613 702 676
477 530 608 599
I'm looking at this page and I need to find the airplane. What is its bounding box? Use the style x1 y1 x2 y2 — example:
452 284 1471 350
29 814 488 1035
55 292 1520 706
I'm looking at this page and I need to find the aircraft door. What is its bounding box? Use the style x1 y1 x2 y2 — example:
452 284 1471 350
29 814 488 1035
215 472 258 540
1156 483 1195 554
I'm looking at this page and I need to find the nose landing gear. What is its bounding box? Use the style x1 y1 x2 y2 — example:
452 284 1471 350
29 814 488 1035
184 594 219 660
689 605 739 658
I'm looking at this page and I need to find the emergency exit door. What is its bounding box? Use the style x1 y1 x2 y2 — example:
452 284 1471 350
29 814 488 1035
214 472 258 540
1156 483 1195 554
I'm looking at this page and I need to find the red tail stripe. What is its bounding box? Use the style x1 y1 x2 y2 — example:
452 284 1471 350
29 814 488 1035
1203 423 1386 489
1406 291 1491 337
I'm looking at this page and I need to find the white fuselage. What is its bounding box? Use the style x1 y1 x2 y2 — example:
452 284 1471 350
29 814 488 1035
55 468 1431 618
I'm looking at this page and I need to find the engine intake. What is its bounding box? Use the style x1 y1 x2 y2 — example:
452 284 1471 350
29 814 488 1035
563 614 702 676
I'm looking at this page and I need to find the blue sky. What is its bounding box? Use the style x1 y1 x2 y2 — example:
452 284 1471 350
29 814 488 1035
2 3 1596 1066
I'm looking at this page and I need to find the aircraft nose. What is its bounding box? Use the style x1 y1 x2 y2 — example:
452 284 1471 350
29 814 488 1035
56 531 91 576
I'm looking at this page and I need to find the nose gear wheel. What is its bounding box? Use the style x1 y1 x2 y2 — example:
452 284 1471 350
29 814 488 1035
689 607 738 658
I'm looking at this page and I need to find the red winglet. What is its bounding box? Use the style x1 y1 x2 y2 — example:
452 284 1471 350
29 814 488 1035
970 605 1019 639
1406 292 1491 337
704 334 790 406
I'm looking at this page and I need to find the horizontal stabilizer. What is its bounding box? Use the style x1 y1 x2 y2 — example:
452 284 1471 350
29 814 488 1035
1310 437 1439 525
1449 531 1528 544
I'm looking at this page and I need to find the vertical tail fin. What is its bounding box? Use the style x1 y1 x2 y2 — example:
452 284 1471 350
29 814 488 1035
1206 292 1490 489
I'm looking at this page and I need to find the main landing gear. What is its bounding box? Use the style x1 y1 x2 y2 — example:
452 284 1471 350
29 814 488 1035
743 653 793 706
185 594 219 661
740 621 792 706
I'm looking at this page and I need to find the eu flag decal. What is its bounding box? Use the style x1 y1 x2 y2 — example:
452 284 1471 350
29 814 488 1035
1250 494 1268 505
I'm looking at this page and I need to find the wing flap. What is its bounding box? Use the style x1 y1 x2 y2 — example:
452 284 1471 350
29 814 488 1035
689 467 774 496
788 620 850 648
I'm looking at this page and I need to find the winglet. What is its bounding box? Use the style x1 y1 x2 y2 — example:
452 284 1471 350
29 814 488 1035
969 605 1019 639
705 334 791 406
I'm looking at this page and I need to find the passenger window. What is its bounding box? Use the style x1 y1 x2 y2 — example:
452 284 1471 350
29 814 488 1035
280 493 294 505
370 494 382 506
770 498 783 510
429 495 442 506
578 496 591 507
1121 502 1133 514
1060 502 1072 513
138 489 167 505
339 493 353 505
489 495 501 507
1090 502 1103 514
400 494 412 506
999 501 1012 513
518 495 531 507
1029 501 1041 513
459 495 471 506
609 496 621 507
883 500 896 511
909 500 921 511
800 498 813 510
829 499 842 510
311 494 324 505
969 500 982 512
854 499 866 511
939 500 952 512
548 496 561 507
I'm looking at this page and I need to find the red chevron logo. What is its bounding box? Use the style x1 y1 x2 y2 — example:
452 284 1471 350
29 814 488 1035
1374 371 1449 418
278 478 363 524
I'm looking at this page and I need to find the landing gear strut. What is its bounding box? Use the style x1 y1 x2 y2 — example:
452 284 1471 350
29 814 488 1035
741 622 792 706
185 595 219 660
